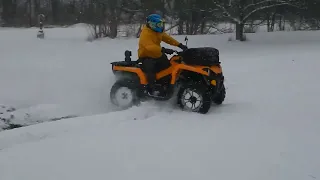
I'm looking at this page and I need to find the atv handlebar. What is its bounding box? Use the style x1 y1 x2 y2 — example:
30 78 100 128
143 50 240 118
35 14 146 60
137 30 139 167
163 48 186 56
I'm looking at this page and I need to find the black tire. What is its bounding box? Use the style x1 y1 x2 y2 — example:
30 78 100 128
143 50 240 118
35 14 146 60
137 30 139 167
177 84 211 114
213 84 226 105
110 79 140 109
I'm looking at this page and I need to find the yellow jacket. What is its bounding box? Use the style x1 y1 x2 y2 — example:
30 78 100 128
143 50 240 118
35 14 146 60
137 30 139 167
138 25 180 59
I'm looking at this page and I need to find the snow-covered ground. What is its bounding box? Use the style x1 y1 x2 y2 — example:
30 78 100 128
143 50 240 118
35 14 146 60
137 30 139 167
0 26 320 180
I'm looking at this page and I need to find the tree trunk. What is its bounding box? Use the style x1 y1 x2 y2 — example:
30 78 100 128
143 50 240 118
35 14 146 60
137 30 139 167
1 0 14 24
236 23 244 41
270 12 276 31
186 21 190 34
109 8 118 39
266 12 271 32
29 0 35 27
178 20 183 35
51 0 59 24
278 16 285 31
200 20 205 34
109 20 118 38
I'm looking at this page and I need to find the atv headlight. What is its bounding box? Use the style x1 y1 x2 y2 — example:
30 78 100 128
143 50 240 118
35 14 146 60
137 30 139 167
211 80 217 86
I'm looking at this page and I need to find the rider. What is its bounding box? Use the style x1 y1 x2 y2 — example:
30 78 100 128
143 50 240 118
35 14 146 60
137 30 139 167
138 14 188 94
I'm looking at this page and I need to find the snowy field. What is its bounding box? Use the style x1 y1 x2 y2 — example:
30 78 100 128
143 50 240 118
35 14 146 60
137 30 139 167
0 25 320 180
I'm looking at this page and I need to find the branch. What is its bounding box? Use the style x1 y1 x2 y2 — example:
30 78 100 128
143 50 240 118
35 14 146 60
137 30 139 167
119 7 142 13
243 0 290 11
165 23 179 32
179 7 218 13
243 2 301 22
118 0 143 13
207 25 227 34
244 19 267 26
213 1 240 23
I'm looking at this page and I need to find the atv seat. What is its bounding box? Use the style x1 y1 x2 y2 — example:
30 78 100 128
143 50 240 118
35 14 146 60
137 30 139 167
111 60 141 68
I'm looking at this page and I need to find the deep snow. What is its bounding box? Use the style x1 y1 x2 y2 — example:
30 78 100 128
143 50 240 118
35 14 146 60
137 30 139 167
0 26 320 180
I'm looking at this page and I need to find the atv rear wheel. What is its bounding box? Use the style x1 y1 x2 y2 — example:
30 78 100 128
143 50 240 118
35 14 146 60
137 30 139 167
110 79 139 109
212 84 226 105
177 84 211 114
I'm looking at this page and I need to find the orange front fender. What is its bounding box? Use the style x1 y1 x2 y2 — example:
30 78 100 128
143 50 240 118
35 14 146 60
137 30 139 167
170 64 209 84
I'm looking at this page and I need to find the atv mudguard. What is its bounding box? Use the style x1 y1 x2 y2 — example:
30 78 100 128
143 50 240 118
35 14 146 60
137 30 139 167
111 61 147 84
169 63 223 85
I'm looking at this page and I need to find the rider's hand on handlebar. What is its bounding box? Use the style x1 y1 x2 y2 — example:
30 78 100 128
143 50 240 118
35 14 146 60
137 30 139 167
162 47 176 55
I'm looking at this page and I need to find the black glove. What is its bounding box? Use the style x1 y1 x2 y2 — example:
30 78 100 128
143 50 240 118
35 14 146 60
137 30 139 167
178 43 188 51
162 47 175 55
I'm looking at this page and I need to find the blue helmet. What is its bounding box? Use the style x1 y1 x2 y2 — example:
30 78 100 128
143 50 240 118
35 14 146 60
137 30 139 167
146 14 165 33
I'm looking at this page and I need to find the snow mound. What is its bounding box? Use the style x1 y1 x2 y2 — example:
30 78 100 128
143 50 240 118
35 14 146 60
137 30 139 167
0 101 175 150
0 104 79 131
0 105 15 130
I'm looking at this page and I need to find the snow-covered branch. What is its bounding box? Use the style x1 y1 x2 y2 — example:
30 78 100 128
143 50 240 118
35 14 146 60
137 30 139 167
243 0 291 11
213 1 240 23
243 2 301 22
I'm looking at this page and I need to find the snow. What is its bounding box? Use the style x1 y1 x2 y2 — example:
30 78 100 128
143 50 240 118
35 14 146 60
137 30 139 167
0 26 320 180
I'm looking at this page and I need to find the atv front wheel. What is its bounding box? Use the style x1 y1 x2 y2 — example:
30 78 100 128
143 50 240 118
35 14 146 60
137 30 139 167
110 79 139 109
177 84 211 114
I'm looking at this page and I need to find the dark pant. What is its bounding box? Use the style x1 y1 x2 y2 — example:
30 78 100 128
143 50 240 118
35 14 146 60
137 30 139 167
141 54 170 86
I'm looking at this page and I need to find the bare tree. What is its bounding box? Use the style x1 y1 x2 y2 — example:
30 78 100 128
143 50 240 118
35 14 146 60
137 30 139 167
85 0 125 39
213 0 304 40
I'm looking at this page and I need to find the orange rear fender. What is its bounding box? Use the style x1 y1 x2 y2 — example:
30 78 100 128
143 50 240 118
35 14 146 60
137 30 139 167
113 66 147 85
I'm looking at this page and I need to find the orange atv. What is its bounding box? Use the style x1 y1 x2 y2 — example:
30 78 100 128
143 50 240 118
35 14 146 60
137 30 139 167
110 42 226 114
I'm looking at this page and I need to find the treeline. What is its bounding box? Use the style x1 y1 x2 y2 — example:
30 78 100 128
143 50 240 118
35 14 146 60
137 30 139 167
1 0 320 40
